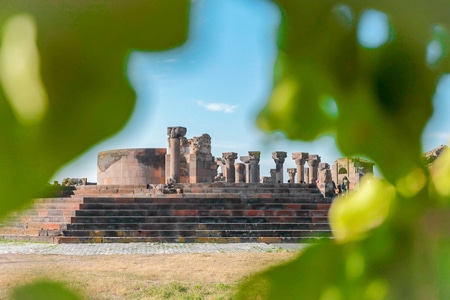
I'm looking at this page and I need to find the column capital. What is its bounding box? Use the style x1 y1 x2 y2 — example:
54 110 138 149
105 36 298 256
307 154 321 165
167 126 187 139
272 151 287 164
248 151 261 161
287 168 297 174
308 154 320 160
240 156 250 164
287 168 296 183
292 152 309 160
319 162 330 170
222 152 238 162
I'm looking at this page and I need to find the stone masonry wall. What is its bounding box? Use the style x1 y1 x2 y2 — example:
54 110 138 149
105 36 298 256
97 148 166 185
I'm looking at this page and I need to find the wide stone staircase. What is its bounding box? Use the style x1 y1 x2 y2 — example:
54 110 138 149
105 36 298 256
0 194 83 243
0 183 333 243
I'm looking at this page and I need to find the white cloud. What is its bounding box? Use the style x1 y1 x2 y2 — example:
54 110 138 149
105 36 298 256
197 100 238 113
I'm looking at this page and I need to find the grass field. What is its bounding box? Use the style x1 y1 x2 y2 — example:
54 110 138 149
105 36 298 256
0 251 298 299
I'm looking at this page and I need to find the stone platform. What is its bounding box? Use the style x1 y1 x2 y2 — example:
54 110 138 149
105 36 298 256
0 182 333 243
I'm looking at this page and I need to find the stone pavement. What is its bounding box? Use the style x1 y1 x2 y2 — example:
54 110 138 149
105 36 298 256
0 242 307 256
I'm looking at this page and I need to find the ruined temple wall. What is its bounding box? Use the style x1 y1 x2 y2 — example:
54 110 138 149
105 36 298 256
166 152 216 184
332 159 355 189
188 154 216 183
97 148 166 185
181 133 217 183
331 158 374 190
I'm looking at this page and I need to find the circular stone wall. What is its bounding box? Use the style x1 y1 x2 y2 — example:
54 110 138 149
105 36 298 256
97 148 166 185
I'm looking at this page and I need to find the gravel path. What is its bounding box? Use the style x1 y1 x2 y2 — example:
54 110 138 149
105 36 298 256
0 242 307 255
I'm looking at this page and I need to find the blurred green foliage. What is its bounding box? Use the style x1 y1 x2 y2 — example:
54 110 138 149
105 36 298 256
2 0 450 299
10 281 83 300
0 0 189 298
239 1 450 299
0 0 189 216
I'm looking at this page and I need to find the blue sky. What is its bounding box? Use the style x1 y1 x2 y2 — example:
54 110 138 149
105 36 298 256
52 0 450 182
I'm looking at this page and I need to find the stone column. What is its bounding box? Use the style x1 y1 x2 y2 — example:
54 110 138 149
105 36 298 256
248 151 261 183
167 126 187 183
240 156 250 183
270 169 276 183
272 151 287 183
234 163 246 183
287 168 296 183
305 167 309 184
222 152 238 183
307 154 321 184
292 152 309 183
317 163 328 185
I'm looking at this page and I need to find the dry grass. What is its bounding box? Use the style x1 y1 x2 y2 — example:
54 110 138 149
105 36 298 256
0 252 297 299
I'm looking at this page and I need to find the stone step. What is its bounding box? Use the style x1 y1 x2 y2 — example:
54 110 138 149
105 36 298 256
0 227 63 236
74 209 329 218
18 216 73 224
73 193 326 200
70 216 329 224
72 189 324 198
66 222 330 231
81 196 331 204
1 221 68 231
33 197 84 204
1 197 82 226
179 188 323 195
78 203 331 211
0 227 42 236
56 236 329 244
0 234 60 243
1 183 334 244
74 183 322 193
14 209 78 217
62 229 332 238
33 203 83 210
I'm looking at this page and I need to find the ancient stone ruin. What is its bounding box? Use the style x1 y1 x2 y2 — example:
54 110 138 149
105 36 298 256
423 144 448 167
96 126 369 193
0 126 374 244
330 158 374 193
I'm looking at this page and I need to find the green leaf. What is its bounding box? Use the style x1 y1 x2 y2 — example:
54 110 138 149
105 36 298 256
329 175 395 242
0 0 190 218
430 148 450 204
245 1 450 299
238 237 394 300
10 280 83 300
257 0 450 182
